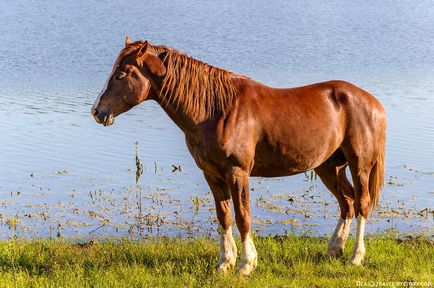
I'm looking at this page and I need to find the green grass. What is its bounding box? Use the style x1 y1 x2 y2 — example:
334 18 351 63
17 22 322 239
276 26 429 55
0 236 432 287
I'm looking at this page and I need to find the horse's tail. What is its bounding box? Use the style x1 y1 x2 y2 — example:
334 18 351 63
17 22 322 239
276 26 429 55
369 121 386 210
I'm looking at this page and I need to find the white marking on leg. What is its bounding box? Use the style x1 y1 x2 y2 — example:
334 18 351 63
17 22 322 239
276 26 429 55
239 232 257 276
217 225 237 273
349 214 366 265
328 217 352 257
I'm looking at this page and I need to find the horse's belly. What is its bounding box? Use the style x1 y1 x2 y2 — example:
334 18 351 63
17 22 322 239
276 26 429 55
250 158 308 177
250 142 334 177
250 164 302 177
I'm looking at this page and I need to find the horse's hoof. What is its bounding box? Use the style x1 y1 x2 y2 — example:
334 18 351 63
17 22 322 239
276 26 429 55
216 260 236 273
348 253 364 265
348 258 363 265
348 246 365 265
238 257 257 276
327 245 344 258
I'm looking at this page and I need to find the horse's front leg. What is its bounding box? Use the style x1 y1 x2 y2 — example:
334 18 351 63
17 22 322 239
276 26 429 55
203 173 237 273
226 166 257 276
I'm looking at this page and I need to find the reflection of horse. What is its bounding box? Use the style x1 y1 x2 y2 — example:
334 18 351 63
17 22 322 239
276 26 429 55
92 37 386 275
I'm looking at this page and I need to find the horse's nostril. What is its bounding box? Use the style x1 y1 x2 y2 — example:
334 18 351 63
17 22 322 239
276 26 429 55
92 107 98 116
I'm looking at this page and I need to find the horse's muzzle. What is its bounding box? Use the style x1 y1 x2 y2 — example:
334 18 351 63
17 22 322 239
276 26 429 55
92 108 114 126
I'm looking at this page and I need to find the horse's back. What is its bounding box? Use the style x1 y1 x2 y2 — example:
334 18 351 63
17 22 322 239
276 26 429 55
241 79 385 177
255 79 385 136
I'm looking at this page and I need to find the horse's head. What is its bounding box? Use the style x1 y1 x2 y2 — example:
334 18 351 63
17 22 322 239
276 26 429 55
91 37 166 126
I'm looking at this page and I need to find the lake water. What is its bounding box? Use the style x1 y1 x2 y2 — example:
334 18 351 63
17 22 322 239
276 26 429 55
0 0 433 239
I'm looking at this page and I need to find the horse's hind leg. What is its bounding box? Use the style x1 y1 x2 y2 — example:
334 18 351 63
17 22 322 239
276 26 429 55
203 173 237 273
315 151 355 257
341 144 376 265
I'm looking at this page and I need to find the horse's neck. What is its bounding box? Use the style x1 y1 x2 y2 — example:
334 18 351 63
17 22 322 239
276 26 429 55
154 96 200 137
153 75 245 140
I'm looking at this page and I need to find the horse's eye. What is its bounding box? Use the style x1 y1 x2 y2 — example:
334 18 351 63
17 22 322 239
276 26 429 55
116 72 127 80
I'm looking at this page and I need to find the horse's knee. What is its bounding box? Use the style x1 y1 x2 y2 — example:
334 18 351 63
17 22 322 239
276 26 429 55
205 173 233 230
216 202 232 230
234 211 251 238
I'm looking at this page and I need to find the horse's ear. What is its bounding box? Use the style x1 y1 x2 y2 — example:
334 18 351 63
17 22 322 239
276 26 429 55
140 53 166 77
125 35 131 46
158 50 169 61
137 41 149 55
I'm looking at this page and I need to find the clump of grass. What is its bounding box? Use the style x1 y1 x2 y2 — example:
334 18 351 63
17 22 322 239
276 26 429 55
0 236 432 287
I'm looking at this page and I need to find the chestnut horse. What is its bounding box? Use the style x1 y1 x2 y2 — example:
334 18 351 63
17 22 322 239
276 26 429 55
92 37 386 275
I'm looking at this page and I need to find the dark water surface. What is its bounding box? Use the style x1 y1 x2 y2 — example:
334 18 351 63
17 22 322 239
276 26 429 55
0 1 433 238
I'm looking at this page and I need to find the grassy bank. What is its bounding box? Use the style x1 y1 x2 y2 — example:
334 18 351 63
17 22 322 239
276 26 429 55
0 236 432 287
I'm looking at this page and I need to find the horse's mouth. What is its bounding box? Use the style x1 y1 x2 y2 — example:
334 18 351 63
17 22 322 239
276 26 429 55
102 114 114 126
